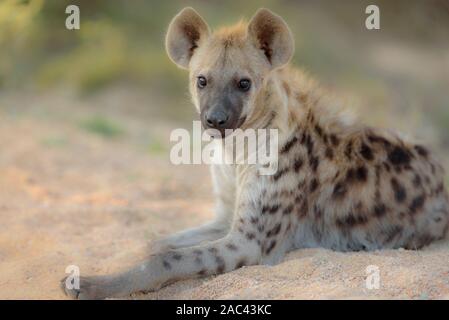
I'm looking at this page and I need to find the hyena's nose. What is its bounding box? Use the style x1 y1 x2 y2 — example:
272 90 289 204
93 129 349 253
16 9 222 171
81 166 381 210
206 110 229 129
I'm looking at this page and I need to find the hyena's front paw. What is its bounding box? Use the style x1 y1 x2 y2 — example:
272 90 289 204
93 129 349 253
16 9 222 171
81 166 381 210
60 276 110 300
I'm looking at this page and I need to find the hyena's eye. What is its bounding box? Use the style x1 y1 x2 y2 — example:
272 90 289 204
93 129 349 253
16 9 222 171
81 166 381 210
197 76 207 89
238 79 251 92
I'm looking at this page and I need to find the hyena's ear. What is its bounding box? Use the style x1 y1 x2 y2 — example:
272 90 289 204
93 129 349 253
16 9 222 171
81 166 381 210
165 7 210 69
248 8 294 69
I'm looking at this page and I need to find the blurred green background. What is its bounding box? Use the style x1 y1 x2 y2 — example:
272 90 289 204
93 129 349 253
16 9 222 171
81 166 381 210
1 0 449 173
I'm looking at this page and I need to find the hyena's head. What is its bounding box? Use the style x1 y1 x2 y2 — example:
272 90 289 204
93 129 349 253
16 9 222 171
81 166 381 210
166 7 294 137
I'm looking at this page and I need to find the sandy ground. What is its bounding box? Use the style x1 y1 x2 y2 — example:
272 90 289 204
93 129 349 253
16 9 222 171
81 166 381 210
0 90 448 300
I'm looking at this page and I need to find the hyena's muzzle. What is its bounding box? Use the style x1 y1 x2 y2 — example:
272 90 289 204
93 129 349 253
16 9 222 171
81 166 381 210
200 82 246 138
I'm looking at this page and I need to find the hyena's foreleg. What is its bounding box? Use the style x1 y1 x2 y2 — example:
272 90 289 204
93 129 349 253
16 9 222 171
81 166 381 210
61 175 291 299
154 164 235 251
62 229 261 299
153 218 230 251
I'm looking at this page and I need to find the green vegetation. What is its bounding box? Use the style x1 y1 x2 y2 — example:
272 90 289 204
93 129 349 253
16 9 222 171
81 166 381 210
79 116 124 138
3 0 447 95
148 140 166 155
40 136 68 147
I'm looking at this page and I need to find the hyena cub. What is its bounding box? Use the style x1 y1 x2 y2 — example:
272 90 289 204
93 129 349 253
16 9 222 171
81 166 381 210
62 8 449 299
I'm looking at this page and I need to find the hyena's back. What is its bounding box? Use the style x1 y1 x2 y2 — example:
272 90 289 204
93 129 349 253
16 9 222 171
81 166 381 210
269 118 449 252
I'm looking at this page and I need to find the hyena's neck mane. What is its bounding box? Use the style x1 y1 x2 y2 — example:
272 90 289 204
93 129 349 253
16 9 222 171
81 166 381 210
252 66 360 145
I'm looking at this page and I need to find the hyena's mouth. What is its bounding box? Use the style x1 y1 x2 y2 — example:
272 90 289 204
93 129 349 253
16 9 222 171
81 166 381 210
203 127 233 139
236 115 247 129
202 115 248 139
